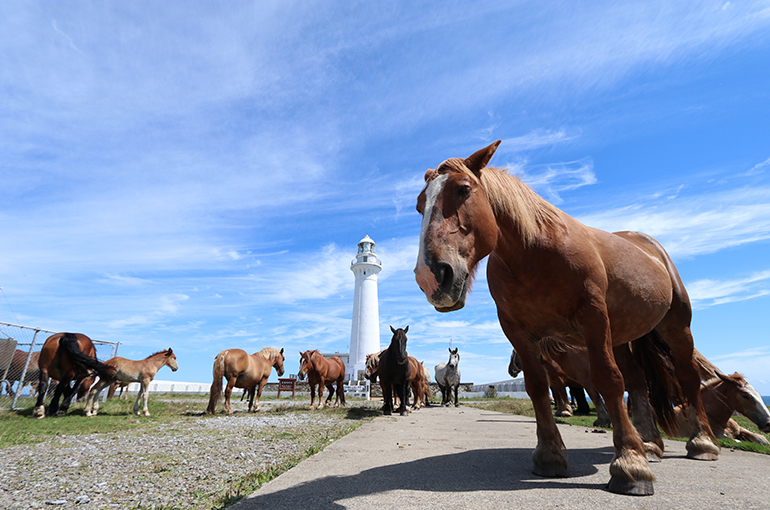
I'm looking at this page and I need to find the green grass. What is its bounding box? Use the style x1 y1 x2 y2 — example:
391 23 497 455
466 397 770 455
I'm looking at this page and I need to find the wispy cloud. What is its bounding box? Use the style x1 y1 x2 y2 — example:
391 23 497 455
519 158 597 204
687 271 770 309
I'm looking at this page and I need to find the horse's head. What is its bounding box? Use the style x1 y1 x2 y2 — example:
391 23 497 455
508 349 522 378
415 141 501 312
364 352 378 382
447 347 460 370
389 325 409 364
165 348 179 372
273 347 286 377
298 350 313 381
717 372 770 432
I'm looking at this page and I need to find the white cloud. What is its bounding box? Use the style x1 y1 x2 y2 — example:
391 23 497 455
687 271 770 309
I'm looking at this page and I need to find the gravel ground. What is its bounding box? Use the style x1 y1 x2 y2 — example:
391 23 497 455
0 400 379 509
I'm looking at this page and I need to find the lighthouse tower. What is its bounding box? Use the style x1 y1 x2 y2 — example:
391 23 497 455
348 235 382 381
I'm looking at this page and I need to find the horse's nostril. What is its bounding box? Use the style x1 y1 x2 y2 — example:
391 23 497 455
435 262 453 287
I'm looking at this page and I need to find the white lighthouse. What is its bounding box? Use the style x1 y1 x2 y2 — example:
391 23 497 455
348 235 382 381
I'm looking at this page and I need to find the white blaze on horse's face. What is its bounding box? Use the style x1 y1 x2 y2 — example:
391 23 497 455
415 155 499 313
415 169 474 312
743 382 770 432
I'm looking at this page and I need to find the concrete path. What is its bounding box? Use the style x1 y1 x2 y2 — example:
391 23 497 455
232 405 770 510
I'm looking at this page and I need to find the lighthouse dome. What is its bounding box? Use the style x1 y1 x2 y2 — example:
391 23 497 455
357 234 376 254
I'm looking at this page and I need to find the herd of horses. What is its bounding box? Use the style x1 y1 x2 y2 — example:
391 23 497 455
7 139 770 499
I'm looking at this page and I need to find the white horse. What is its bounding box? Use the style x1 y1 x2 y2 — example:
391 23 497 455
434 348 461 407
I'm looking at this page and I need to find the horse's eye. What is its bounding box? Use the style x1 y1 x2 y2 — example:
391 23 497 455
458 184 472 199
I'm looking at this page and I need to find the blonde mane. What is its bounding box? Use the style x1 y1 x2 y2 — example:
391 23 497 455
257 347 283 359
443 159 561 246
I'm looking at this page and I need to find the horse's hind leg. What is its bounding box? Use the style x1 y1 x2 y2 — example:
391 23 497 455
655 321 719 460
613 343 664 461
33 370 49 419
224 379 236 415
453 384 459 407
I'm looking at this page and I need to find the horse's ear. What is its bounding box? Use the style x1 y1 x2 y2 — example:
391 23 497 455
465 140 501 177
404 325 409 333
280 348 284 354
167 348 173 356
390 325 396 334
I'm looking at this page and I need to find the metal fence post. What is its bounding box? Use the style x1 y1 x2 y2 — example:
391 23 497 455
11 329 40 410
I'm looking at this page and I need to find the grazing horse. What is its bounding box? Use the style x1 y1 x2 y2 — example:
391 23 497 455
414 141 718 496
667 372 770 445
2 349 40 397
206 347 285 415
378 326 411 416
298 350 346 409
84 349 178 417
434 348 461 407
32 333 115 419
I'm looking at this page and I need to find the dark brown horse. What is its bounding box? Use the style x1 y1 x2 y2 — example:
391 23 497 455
366 350 429 410
297 350 346 409
378 326 411 416
414 141 717 495
32 333 115 419
206 347 285 414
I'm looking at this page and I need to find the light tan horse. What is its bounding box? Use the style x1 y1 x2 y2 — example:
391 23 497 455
84 349 178 417
206 347 285 415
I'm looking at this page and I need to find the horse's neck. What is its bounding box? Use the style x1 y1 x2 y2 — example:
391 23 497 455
702 383 735 425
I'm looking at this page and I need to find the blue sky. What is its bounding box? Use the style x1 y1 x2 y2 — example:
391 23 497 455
2 2 770 394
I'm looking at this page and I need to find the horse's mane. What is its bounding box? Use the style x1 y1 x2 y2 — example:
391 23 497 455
145 350 169 359
440 159 561 246
257 347 283 359
478 166 562 246
704 372 746 388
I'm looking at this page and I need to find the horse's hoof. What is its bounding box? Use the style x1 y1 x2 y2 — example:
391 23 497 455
383 409 392 416
532 464 568 478
645 451 662 463
32 406 45 419
400 410 409 416
686 451 719 461
454 403 460 407
607 476 654 496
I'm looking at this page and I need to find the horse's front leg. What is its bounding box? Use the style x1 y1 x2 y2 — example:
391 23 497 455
453 383 459 407
382 382 393 416
317 378 326 409
583 316 654 496
504 328 569 478
396 381 409 416
309 383 317 410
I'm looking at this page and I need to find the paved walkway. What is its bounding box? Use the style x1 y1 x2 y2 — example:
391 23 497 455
232 405 770 510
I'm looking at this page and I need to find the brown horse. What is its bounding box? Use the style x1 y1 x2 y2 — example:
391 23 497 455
366 350 429 410
414 141 718 495
32 333 115 419
2 349 40 397
297 350 346 409
666 372 770 445
206 347 285 415
84 349 178 417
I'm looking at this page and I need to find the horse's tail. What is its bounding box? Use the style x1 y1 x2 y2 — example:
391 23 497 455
207 351 226 414
59 333 115 380
631 331 685 437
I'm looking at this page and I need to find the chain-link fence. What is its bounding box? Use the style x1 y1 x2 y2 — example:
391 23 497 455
0 322 120 411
